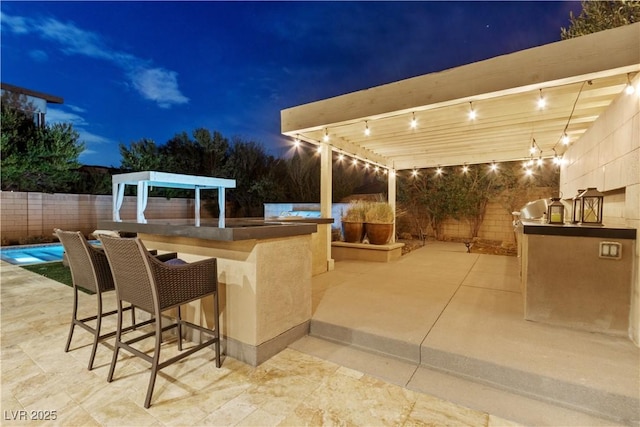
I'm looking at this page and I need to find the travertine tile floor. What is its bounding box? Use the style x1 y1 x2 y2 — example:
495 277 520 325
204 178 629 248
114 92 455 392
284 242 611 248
1 262 518 426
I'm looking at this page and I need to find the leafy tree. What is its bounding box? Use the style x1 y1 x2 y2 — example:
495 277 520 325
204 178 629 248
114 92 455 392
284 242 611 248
1 93 84 192
193 128 229 177
561 0 640 39
224 138 283 217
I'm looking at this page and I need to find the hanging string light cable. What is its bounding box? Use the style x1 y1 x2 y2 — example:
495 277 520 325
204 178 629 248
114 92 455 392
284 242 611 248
554 80 587 152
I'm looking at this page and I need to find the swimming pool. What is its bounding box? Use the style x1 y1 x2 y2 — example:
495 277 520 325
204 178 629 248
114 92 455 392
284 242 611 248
0 242 98 265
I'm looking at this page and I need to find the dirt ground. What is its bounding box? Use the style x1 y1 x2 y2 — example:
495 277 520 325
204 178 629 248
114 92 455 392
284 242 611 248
398 239 517 257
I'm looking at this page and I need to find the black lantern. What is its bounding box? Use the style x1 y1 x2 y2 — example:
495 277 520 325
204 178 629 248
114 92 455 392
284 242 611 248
547 198 565 224
579 187 604 225
571 189 584 224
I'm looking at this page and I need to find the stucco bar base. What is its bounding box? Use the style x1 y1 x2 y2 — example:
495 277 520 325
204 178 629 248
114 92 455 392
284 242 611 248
523 233 634 335
138 232 312 366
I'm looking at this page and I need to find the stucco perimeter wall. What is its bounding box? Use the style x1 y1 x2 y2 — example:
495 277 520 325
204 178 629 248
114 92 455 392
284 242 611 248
1 192 207 243
560 74 640 345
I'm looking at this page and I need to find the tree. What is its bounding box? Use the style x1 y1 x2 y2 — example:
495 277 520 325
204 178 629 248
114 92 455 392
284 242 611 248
224 138 283 217
561 0 640 39
1 93 84 192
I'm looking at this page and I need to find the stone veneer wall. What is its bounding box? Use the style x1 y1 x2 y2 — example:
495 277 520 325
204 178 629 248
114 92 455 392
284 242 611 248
0 192 212 243
560 74 640 345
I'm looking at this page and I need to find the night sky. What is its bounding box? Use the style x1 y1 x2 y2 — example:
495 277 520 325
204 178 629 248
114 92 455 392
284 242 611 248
1 1 581 167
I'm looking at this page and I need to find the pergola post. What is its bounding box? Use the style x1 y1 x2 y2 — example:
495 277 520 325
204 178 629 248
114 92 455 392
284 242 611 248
320 142 334 271
388 170 396 243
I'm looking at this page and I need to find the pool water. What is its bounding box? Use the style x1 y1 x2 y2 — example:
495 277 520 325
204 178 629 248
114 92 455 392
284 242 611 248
0 241 98 265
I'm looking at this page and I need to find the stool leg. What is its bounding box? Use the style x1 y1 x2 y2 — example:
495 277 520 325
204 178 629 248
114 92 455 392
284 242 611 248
88 292 103 370
144 319 163 408
65 286 79 352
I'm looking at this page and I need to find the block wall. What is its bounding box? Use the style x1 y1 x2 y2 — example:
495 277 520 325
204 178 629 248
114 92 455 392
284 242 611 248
560 73 639 345
1 192 211 244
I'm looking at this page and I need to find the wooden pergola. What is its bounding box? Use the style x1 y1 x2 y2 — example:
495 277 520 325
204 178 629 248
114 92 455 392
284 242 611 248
281 23 640 267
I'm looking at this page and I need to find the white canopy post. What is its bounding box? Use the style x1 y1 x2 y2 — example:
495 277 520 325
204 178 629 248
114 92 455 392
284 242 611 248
320 142 334 270
388 169 396 243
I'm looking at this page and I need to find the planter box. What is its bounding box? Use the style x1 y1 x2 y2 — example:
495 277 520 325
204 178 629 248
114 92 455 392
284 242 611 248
331 241 404 262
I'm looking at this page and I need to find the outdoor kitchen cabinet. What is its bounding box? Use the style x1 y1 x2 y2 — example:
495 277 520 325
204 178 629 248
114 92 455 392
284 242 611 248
521 222 636 336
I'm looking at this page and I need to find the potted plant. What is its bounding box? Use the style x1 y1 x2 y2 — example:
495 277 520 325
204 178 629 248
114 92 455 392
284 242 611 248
342 201 368 243
365 202 395 244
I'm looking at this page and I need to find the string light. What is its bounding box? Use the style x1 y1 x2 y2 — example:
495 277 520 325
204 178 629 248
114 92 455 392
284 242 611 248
316 145 322 154
561 133 570 145
338 153 344 162
294 135 301 147
435 166 443 176
364 121 371 136
411 168 419 177
489 161 498 172
410 112 417 129
374 165 380 172
537 157 544 167
625 73 635 95
323 128 329 142
468 102 476 120
525 168 534 177
462 164 469 174
364 162 370 170
352 158 358 166
537 89 546 109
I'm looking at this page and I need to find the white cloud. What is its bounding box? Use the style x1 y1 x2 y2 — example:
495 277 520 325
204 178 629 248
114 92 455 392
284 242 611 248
77 128 112 146
46 107 88 127
130 67 189 108
0 11 29 34
2 12 189 108
28 49 48 62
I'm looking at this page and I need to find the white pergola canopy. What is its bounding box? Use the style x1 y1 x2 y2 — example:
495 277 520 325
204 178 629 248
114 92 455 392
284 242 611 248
282 23 640 171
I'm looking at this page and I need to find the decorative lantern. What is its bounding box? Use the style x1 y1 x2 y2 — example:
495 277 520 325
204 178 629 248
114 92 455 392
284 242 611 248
571 189 584 224
579 187 604 225
547 198 565 224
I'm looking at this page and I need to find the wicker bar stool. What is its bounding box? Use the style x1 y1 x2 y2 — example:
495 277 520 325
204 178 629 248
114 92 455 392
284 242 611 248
55 229 153 370
99 235 221 408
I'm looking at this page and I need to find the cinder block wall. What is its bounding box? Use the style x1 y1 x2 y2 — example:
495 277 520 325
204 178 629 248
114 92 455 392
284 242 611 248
560 73 639 346
1 192 212 244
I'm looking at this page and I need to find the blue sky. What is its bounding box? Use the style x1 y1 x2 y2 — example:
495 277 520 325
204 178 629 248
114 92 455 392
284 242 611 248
1 1 581 167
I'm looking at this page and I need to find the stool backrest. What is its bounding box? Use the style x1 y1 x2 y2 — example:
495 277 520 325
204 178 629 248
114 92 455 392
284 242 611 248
55 229 113 294
99 235 156 314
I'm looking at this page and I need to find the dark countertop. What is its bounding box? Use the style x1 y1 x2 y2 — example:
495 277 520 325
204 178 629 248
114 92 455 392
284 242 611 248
521 220 637 239
98 218 318 241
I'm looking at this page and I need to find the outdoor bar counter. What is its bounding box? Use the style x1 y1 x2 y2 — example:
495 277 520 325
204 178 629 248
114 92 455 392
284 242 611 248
520 220 636 335
98 218 324 366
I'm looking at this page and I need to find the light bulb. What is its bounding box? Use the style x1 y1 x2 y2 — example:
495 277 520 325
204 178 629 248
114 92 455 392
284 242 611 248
462 165 469 173
468 103 476 120
410 113 417 129
490 162 498 172
316 145 322 153
364 121 370 136
537 90 546 109
323 129 329 142
411 169 418 177
625 83 635 95
525 168 533 177
352 158 358 166
436 167 443 175
562 134 570 145
537 157 544 167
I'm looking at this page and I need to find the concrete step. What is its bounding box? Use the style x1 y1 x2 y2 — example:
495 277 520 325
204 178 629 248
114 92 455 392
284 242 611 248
308 320 638 426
